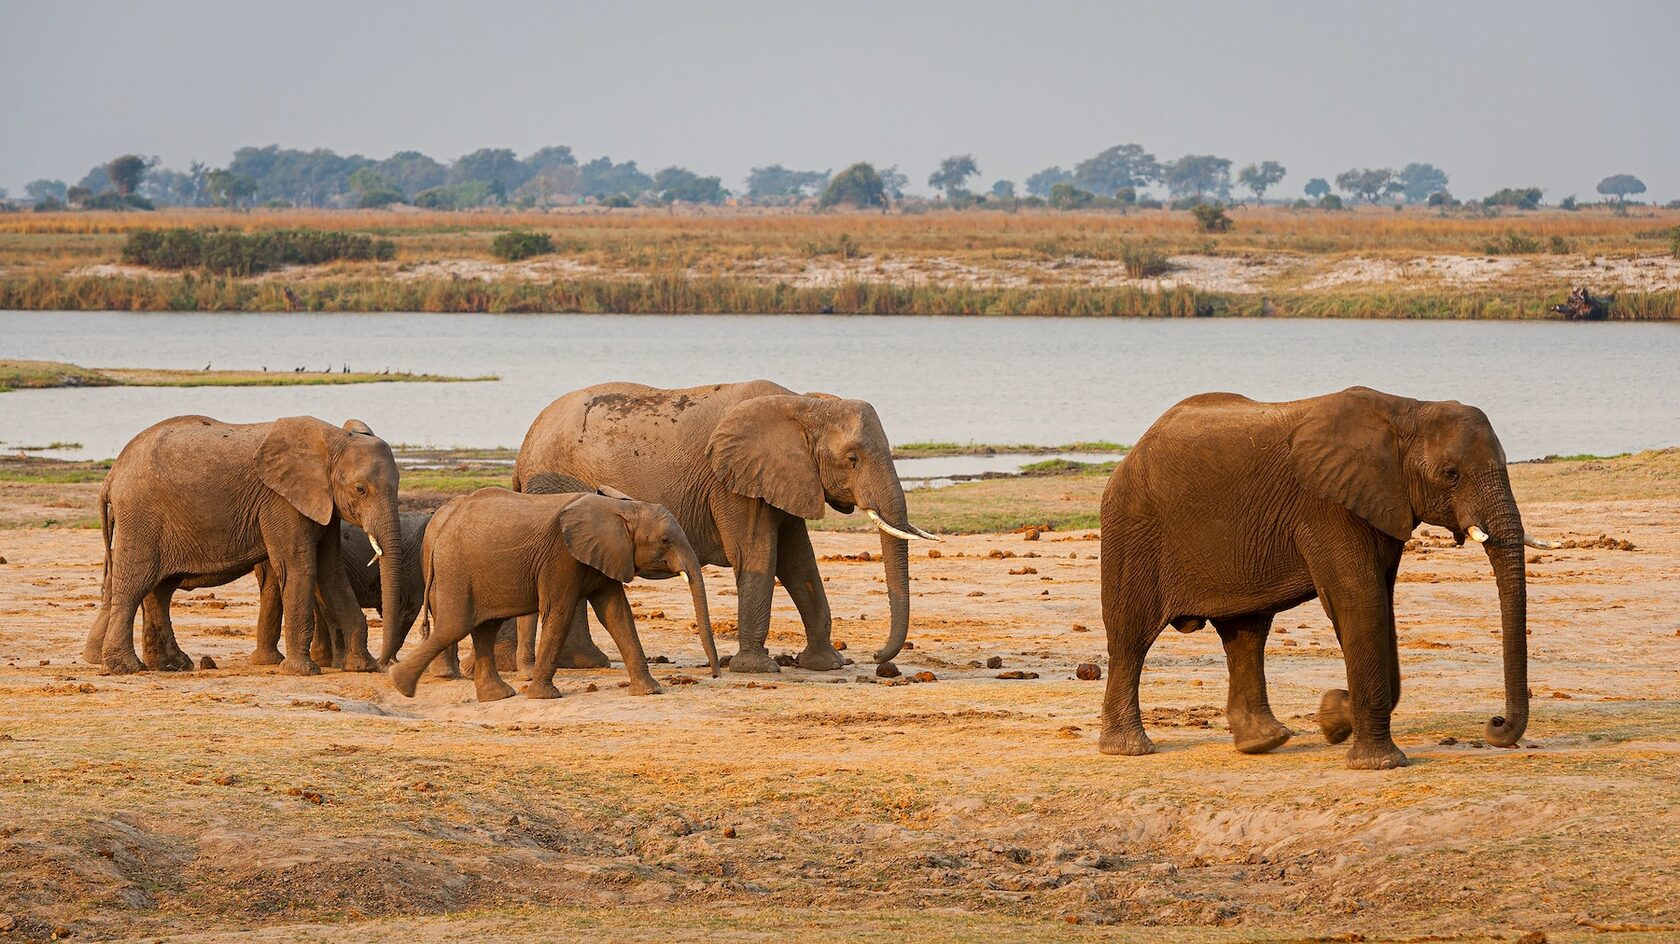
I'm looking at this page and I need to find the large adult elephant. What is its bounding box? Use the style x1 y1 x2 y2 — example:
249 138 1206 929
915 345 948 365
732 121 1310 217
511 381 935 673
1099 387 1554 770
84 415 404 676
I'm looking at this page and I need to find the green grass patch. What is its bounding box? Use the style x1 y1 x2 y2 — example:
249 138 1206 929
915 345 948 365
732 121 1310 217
0 359 491 390
0 459 111 484
1017 458 1119 476
400 467 512 494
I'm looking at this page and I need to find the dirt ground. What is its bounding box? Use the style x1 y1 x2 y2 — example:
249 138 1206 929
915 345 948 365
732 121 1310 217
1 458 1678 942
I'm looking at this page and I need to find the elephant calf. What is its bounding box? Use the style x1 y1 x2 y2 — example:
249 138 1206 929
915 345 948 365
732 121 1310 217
389 488 719 702
249 511 433 669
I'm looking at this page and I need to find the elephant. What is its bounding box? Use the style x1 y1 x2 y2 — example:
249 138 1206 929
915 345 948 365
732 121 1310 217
247 511 433 669
511 381 936 675
84 415 404 676
388 488 720 702
1098 387 1554 770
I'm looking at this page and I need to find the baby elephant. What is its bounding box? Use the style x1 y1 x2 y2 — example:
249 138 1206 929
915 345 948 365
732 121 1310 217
389 488 719 702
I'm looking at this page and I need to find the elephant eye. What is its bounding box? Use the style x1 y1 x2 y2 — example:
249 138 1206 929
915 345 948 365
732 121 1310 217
1442 466 1459 483
847 452 859 466
355 483 368 496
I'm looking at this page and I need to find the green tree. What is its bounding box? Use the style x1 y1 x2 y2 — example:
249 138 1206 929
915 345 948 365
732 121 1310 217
1335 167 1396 203
927 154 980 199
990 179 1016 199
745 165 830 201
523 145 577 175
1025 166 1072 198
24 179 67 203
1484 187 1543 210
372 150 447 196
1236 161 1286 203
205 169 257 209
819 162 887 209
1396 162 1449 203
654 166 727 204
578 157 653 198
450 148 531 193
1048 182 1094 210
1073 144 1160 196
105 154 148 196
1163 155 1232 199
1304 177 1330 199
1596 174 1646 203
879 165 908 200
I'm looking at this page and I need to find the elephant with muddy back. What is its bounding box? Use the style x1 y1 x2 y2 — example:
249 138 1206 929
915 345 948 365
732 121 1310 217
84 415 405 676
507 381 937 675
1099 387 1555 769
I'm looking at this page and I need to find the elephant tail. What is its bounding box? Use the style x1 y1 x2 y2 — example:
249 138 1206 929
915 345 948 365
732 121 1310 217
98 481 115 606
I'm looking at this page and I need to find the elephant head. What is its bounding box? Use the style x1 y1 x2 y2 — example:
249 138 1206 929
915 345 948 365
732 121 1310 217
260 416 405 664
707 393 935 663
560 494 721 677
1290 387 1552 747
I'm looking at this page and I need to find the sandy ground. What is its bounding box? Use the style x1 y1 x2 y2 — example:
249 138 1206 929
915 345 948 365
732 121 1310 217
65 251 1680 296
1 469 1678 942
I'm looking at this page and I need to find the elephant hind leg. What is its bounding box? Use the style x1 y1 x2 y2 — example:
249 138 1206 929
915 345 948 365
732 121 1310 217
552 607 610 669
1215 614 1292 754
250 562 285 665
142 580 194 672
1099 590 1165 757
469 622 516 702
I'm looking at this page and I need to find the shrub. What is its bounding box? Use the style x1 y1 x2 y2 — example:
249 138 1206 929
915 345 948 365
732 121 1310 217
490 230 555 262
804 232 863 259
1318 194 1345 210
1190 203 1232 233
1670 226 1680 260
1481 233 1542 255
122 228 395 275
1484 187 1542 210
1549 235 1572 254
601 193 634 208
1118 241 1172 278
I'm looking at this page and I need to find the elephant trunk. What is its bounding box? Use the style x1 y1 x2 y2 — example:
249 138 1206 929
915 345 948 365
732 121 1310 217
679 546 721 678
865 481 913 664
1479 493 1529 748
370 503 406 665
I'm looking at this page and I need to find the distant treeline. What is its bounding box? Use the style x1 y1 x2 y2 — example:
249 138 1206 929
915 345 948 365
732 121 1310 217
5 143 1669 213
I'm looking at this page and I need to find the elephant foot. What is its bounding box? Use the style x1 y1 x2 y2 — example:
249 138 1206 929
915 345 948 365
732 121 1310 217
103 649 148 676
389 662 421 698
627 675 663 697
1317 690 1354 745
1346 739 1408 770
148 648 195 672
1231 720 1294 755
432 654 465 679
523 679 562 700
249 647 284 666
1098 726 1156 756
795 643 846 671
727 649 781 674
340 649 378 673
556 646 612 670
475 677 517 703
280 655 321 677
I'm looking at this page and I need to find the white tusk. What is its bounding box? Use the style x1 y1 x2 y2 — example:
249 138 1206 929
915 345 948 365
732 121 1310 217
865 509 921 541
680 570 691 586
367 534 383 567
911 524 945 543
1467 526 1490 544
1524 534 1561 550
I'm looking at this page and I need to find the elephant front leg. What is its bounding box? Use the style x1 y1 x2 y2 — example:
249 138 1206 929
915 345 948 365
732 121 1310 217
528 589 587 698
1214 614 1292 754
776 520 845 671
1314 586 1406 769
592 587 660 696
315 529 377 672
250 562 285 665
265 542 321 677
724 511 781 674
551 606 611 669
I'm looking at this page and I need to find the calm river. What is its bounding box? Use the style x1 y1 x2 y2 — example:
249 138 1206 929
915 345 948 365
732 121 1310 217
2 312 1676 462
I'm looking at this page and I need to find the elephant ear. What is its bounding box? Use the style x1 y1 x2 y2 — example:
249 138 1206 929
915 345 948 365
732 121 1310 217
259 416 336 526
707 396 825 520
342 419 375 436
558 496 637 583
1288 394 1415 541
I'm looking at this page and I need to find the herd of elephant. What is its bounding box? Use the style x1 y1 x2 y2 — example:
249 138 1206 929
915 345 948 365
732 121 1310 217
80 380 1552 770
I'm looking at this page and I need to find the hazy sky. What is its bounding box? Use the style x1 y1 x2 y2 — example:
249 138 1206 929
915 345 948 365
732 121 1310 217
3 0 1676 200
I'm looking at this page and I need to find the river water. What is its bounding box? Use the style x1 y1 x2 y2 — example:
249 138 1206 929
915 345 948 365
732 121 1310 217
2 311 1676 461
